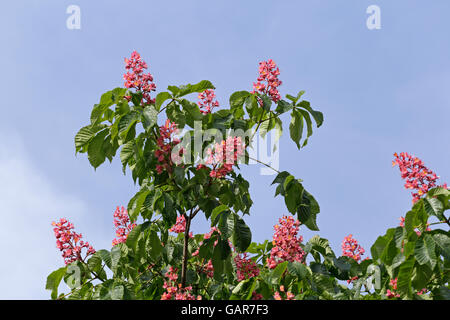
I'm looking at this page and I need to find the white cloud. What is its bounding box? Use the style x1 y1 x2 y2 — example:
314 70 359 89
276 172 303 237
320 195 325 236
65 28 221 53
0 131 90 299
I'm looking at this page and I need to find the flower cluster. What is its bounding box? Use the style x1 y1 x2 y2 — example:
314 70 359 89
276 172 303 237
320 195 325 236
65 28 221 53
417 288 428 296
266 216 306 269
252 292 264 300
234 252 260 281
112 206 136 246
123 51 156 105
169 215 186 233
198 259 214 278
386 278 401 299
392 152 447 203
341 234 365 263
198 89 219 114
161 267 201 300
252 59 282 103
155 119 183 174
52 218 95 265
201 136 245 178
274 286 295 300
169 215 193 238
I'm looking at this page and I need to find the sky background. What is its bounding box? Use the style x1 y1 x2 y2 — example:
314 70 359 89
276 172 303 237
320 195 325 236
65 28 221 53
0 0 449 299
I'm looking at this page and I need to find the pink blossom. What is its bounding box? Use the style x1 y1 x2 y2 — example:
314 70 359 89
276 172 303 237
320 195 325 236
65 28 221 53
252 292 263 300
266 216 305 269
154 119 184 174
198 89 219 114
169 215 186 233
199 259 214 278
112 206 136 246
123 51 156 105
251 59 282 103
393 152 447 203
161 267 201 300
169 215 194 238
201 136 245 179
234 252 260 281
386 278 401 299
341 234 365 263
52 218 95 265
273 285 295 300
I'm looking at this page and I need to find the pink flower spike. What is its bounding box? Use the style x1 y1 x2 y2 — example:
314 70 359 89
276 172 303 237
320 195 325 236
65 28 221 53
393 152 447 203
51 218 95 265
112 206 136 246
123 51 156 105
251 59 282 104
266 216 305 269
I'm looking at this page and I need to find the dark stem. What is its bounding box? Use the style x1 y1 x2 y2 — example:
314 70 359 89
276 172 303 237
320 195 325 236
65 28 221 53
180 214 191 288
180 207 201 288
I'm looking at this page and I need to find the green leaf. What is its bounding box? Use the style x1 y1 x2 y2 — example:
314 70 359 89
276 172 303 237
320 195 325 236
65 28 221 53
169 80 215 98
275 100 293 114
231 278 255 300
404 210 416 235
110 282 124 300
297 100 324 128
173 166 185 185
141 105 158 132
412 263 433 290
297 189 320 231
155 92 172 111
229 91 250 118
97 249 112 269
433 286 450 300
415 234 437 269
297 109 313 138
396 257 415 298
127 189 151 222
111 245 121 274
284 181 303 214
118 112 139 140
210 204 229 226
270 261 288 285
259 115 275 139
423 197 444 221
289 109 303 149
149 230 163 260
232 214 252 252
218 211 234 239
90 104 109 126
286 91 305 104
87 129 109 169
120 140 135 174
271 171 290 186
287 261 310 280
430 231 450 261
46 267 67 300
75 124 107 153
370 228 395 262
125 224 142 252
260 95 272 112
307 235 335 260
212 243 224 280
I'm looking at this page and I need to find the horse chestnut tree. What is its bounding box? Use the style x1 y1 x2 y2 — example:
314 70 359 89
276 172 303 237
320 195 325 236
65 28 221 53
46 51 450 300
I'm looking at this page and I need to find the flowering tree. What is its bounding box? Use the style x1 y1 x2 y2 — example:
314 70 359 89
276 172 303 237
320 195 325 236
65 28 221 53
46 52 450 300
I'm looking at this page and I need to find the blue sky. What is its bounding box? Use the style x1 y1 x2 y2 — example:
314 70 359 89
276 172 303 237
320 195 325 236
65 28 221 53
1 0 449 299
